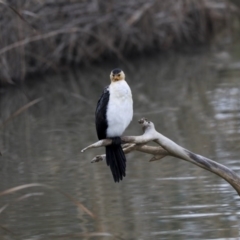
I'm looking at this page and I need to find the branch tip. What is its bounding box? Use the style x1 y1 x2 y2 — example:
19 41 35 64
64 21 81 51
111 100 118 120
138 118 147 124
91 155 105 163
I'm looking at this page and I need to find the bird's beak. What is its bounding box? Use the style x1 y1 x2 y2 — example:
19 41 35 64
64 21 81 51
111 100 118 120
113 76 119 81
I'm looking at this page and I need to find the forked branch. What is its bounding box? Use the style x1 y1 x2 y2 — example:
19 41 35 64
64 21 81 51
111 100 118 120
82 118 240 196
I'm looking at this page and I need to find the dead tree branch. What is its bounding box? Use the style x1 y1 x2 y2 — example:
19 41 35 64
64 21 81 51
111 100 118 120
82 118 240 196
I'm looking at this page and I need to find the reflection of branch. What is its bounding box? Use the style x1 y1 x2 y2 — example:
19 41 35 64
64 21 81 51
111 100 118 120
82 118 240 196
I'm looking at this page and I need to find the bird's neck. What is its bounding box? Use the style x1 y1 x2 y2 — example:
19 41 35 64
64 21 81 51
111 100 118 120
109 80 131 98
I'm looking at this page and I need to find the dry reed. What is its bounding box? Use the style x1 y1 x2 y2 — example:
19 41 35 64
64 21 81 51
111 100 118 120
0 0 237 84
0 183 95 218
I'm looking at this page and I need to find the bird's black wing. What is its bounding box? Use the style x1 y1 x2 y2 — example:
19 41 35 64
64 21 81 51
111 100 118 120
95 86 109 140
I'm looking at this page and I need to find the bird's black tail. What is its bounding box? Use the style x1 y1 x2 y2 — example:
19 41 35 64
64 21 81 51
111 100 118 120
105 137 126 182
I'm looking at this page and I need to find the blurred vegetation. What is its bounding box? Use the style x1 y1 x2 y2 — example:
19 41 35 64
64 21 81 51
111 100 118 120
0 0 238 84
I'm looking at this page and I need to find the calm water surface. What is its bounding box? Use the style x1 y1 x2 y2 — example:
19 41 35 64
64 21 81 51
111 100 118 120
0 48 240 240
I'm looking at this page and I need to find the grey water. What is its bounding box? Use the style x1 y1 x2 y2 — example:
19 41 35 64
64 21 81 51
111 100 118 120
0 48 240 240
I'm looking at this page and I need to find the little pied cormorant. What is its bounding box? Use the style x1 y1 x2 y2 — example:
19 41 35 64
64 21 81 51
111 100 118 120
95 68 133 182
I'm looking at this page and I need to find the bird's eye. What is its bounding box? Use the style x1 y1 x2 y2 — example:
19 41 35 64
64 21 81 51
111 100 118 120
118 74 120 77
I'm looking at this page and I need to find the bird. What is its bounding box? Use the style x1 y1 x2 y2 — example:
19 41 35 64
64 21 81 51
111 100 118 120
95 68 133 182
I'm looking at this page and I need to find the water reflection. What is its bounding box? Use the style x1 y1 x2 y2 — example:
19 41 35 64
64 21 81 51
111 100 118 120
0 49 240 239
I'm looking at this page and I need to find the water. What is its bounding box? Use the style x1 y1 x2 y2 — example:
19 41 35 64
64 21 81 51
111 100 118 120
0 48 240 239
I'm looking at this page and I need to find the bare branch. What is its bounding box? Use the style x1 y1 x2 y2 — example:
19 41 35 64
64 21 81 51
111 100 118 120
81 139 112 152
82 118 240 196
90 144 168 163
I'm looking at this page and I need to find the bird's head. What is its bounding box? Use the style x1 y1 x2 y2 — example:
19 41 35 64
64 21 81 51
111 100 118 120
110 68 125 82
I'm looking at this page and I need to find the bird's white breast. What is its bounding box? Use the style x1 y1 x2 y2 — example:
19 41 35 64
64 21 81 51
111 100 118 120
106 80 133 137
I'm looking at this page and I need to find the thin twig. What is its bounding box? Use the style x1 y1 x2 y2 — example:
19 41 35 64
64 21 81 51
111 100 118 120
0 98 43 128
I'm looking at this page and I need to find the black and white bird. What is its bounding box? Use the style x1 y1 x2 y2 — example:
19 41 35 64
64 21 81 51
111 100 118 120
95 68 133 182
